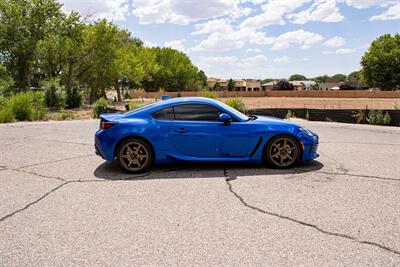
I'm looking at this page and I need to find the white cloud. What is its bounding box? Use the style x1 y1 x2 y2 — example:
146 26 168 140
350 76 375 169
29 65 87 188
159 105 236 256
191 19 275 51
199 56 240 66
273 55 290 63
288 0 344 24
323 36 346 47
198 54 269 78
271 29 324 50
143 40 157 47
164 39 187 53
132 0 247 25
60 0 129 20
370 2 400 21
239 0 309 30
345 0 389 9
246 48 262 53
323 48 356 54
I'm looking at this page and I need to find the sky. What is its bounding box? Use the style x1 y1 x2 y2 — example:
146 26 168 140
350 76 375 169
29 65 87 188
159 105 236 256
59 0 400 79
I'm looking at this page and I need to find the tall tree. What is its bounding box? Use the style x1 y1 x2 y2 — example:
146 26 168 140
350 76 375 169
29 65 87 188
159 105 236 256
197 70 207 88
0 0 63 89
289 74 307 81
37 11 85 89
347 71 361 82
227 78 235 91
331 73 347 82
361 34 400 90
146 47 200 92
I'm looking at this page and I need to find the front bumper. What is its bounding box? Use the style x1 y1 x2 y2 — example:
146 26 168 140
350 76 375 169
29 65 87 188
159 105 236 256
302 134 319 161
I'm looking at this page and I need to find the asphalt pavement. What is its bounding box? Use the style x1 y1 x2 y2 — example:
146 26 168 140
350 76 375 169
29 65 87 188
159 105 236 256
0 119 399 266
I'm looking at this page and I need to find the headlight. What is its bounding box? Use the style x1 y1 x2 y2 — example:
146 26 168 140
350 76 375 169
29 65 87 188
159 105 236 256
299 127 315 137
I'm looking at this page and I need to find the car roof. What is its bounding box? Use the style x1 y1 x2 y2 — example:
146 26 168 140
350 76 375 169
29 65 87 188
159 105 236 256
124 97 246 121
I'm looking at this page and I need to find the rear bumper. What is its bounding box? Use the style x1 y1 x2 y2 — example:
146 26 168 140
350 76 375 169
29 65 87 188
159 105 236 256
94 131 115 160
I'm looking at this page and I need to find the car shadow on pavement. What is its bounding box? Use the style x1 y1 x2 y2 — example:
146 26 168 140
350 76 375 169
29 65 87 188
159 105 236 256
93 160 324 181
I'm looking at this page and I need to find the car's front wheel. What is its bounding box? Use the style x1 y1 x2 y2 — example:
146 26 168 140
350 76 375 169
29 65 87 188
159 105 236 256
265 135 301 168
116 138 153 173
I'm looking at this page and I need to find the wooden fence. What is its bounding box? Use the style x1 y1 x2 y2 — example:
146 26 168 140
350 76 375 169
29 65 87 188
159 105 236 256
130 90 400 99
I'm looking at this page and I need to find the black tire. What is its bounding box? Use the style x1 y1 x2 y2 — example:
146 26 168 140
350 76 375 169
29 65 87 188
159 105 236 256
116 138 153 173
265 135 301 168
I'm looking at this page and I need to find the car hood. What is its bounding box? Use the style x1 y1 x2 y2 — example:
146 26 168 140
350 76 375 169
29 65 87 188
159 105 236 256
251 115 298 126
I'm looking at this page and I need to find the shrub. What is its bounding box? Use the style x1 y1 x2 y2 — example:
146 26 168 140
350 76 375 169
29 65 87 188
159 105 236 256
201 88 218 99
92 98 109 118
177 92 182 97
225 97 246 114
65 87 82 109
43 79 65 108
305 110 310 120
0 92 47 123
383 112 391 125
352 110 366 124
366 110 391 125
128 99 146 110
285 110 296 119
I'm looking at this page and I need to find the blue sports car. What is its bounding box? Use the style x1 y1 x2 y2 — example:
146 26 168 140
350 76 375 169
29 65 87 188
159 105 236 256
95 97 319 173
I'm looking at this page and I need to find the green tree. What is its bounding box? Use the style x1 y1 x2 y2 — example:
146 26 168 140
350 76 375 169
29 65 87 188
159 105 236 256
289 74 307 81
261 78 274 84
227 78 235 91
197 70 207 87
331 73 347 82
76 20 125 102
146 47 200 91
37 11 85 89
0 63 14 96
312 75 329 83
361 34 400 90
0 0 63 89
347 71 361 82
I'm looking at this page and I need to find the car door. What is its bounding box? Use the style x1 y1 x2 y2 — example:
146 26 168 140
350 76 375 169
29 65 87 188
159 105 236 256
168 104 249 157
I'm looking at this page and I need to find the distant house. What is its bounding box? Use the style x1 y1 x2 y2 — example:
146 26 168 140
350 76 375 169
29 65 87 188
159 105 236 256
261 81 278 90
319 77 343 90
207 77 227 90
290 80 316 91
207 77 261 91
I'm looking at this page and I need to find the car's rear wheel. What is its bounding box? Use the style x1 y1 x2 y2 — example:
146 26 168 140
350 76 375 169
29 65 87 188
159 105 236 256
265 135 300 168
116 138 153 173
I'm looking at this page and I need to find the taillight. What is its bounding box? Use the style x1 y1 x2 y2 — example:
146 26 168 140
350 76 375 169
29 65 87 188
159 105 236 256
100 121 117 130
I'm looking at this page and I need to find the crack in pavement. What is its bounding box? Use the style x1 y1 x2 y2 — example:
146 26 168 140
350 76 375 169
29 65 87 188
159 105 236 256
18 154 95 168
0 181 72 223
0 169 151 223
316 171 400 183
223 167 400 256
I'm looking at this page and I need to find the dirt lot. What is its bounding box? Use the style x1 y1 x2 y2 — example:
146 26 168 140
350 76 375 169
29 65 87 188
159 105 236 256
225 97 400 110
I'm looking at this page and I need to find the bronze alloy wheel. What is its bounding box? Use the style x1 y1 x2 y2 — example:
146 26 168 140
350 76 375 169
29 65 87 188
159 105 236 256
267 136 300 168
117 139 152 172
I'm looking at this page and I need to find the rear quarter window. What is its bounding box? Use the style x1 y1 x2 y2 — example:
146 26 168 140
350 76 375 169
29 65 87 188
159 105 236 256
152 107 174 120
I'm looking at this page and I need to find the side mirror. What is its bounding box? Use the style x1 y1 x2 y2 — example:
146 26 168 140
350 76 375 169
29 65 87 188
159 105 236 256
219 113 232 126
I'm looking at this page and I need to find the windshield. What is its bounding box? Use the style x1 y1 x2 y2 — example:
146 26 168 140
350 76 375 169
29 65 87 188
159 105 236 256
216 100 250 121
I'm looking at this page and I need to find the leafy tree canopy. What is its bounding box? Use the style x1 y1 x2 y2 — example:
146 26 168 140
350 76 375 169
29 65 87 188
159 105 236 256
361 33 400 90
288 74 307 81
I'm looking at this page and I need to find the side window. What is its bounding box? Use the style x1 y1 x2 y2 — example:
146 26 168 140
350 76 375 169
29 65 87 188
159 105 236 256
152 106 174 120
173 104 221 121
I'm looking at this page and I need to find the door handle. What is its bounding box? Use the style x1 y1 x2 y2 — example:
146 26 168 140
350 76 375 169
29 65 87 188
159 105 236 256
175 128 188 133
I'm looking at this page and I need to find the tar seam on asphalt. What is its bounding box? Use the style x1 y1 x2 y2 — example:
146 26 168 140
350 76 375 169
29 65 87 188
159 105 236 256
223 167 400 256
